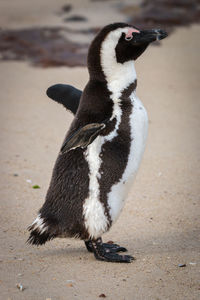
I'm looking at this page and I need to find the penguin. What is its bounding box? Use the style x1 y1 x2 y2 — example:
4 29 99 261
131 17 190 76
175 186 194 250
28 23 167 263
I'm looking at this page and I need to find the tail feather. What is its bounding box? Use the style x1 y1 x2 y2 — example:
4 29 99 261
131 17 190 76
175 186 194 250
27 214 56 246
27 228 55 246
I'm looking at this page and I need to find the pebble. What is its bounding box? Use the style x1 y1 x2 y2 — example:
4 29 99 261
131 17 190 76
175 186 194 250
178 263 186 267
66 280 75 283
16 283 25 291
67 283 73 287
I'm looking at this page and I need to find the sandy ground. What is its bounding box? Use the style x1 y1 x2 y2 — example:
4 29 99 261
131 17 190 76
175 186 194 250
0 1 200 299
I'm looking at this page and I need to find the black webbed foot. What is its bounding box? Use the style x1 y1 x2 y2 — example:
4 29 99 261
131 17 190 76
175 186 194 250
85 238 127 253
101 242 127 253
85 238 134 263
85 240 94 253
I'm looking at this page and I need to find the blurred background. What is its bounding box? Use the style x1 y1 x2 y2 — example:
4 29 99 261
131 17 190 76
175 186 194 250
0 0 199 67
0 1 200 300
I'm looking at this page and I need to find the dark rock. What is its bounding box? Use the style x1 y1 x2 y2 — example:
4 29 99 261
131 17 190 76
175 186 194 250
178 263 186 267
64 15 87 22
0 0 199 68
62 4 72 13
128 0 200 34
0 27 88 67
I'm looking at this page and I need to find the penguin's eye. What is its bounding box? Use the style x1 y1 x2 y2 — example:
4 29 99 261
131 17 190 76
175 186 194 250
125 35 133 41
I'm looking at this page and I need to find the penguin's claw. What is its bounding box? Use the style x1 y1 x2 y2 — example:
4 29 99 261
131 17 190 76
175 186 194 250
85 238 134 263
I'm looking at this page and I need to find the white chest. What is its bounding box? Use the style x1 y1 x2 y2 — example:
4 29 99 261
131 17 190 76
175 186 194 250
107 93 148 222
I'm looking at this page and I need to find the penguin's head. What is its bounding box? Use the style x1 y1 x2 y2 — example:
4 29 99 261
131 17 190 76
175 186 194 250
87 23 167 80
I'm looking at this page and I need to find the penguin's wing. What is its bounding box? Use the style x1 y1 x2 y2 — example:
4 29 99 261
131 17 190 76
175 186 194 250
61 123 105 154
46 84 82 115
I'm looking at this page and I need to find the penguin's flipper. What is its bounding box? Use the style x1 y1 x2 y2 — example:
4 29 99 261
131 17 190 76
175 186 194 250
61 123 105 154
46 84 82 115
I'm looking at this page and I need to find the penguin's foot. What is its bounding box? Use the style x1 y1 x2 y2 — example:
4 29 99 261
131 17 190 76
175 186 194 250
86 238 134 263
85 240 94 253
84 238 127 253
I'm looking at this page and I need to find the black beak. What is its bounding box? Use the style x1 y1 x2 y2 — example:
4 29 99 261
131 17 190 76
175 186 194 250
133 29 168 44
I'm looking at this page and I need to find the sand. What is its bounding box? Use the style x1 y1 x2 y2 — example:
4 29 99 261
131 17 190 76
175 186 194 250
0 1 200 299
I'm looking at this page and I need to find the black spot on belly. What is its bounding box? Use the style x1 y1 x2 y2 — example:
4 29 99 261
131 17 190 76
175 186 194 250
98 91 133 226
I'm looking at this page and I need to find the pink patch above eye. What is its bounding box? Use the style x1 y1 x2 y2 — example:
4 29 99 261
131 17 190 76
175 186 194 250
125 28 140 39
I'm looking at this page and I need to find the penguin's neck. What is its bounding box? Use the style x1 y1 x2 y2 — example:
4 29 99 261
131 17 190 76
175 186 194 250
103 60 137 101
100 41 137 101
88 60 137 102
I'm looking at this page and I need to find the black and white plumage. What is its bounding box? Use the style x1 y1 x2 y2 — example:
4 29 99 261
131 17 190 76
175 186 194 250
28 23 167 263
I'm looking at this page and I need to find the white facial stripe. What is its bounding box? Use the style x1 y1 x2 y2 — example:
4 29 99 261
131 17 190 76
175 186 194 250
100 27 137 100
